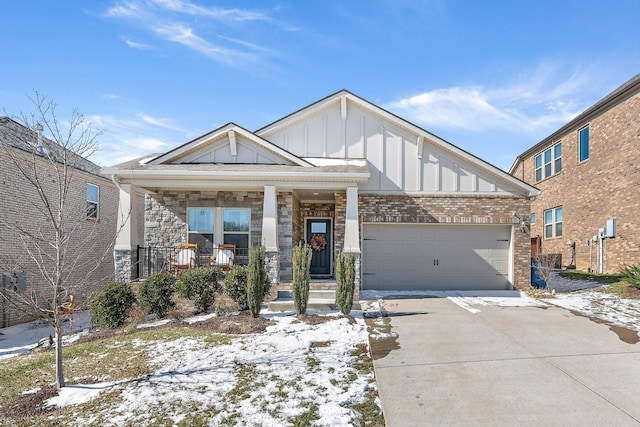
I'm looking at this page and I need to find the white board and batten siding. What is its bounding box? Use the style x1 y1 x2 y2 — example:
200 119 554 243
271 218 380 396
261 98 519 195
362 224 512 291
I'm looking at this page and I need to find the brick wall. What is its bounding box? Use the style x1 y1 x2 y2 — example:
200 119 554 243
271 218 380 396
0 149 118 326
515 90 640 273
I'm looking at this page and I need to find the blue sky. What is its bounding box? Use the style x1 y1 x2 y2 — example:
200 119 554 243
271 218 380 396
2 1 639 171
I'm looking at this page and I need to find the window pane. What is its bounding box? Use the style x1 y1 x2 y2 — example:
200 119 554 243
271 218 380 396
224 233 249 249
544 164 552 178
554 143 562 159
555 207 562 222
544 210 552 225
555 158 562 173
86 184 98 203
311 222 327 233
579 126 589 161
188 208 214 232
535 169 542 182
535 155 542 168
530 213 536 225
86 202 98 219
555 222 563 237
189 233 213 255
545 224 552 239
224 209 250 232
543 149 551 163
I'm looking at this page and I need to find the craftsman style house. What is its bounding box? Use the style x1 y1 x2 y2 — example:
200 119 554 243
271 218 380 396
105 90 539 293
0 117 119 326
510 73 640 274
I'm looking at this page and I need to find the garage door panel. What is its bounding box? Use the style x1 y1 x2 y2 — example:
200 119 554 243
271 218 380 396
362 224 511 291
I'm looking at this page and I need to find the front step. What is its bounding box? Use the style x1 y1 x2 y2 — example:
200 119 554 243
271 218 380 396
268 289 337 312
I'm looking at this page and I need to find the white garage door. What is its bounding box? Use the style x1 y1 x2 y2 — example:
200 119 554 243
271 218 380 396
362 224 511 290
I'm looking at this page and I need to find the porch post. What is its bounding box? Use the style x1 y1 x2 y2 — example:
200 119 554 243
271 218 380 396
344 185 361 300
114 183 139 282
262 185 280 283
343 186 360 253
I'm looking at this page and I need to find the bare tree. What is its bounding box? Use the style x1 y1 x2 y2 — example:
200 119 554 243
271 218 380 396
532 253 561 294
0 92 114 388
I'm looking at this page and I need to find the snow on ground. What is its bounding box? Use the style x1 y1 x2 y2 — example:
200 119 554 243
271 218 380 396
2 274 640 424
0 308 374 426
0 311 91 360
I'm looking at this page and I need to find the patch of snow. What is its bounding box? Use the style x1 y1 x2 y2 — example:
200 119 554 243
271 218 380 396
136 318 172 329
0 311 92 360
46 381 123 408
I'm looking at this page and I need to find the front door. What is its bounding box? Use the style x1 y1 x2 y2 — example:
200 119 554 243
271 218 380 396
306 219 332 276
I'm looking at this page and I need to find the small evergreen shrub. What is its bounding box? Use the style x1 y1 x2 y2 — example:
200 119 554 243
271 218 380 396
292 241 312 314
177 267 222 312
620 265 640 289
246 246 271 318
224 266 249 310
335 251 356 315
138 273 176 318
89 282 136 328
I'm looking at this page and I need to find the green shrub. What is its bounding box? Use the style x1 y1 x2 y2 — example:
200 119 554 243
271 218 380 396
292 241 312 314
335 251 356 315
177 267 222 312
620 265 640 289
89 282 137 328
138 273 176 318
246 246 271 318
223 266 249 310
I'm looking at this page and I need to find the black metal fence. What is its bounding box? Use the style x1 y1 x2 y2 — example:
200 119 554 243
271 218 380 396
136 246 250 279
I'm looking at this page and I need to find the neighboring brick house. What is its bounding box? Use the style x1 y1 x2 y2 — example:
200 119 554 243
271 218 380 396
105 90 539 293
510 73 640 274
0 117 119 326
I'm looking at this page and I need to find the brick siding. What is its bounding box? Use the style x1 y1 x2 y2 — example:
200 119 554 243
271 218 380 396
513 90 640 273
0 149 118 326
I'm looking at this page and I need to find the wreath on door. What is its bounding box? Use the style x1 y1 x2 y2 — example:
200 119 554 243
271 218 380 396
310 234 327 251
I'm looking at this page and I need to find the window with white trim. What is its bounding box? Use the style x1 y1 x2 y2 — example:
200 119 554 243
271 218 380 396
187 207 250 255
579 125 589 162
86 183 99 219
534 142 562 182
530 213 536 225
544 207 562 239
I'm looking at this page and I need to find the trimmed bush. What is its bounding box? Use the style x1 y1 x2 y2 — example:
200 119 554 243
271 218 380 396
620 265 640 289
246 246 271 318
138 273 176 318
224 266 249 310
292 241 312 314
177 267 222 312
335 251 356 315
89 282 136 328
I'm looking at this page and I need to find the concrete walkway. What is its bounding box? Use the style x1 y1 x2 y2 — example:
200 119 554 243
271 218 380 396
366 297 640 426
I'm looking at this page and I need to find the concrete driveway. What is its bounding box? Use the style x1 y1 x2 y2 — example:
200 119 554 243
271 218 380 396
366 296 640 426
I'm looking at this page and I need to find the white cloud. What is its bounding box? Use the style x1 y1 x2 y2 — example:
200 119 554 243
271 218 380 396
87 113 181 166
124 38 152 50
385 65 592 135
104 0 273 67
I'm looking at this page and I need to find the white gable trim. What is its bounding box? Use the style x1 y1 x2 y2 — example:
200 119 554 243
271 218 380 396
149 123 312 167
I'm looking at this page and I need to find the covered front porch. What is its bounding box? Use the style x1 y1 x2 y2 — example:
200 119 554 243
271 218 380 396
108 167 366 287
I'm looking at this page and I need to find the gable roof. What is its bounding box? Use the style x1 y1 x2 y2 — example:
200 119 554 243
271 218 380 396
257 90 540 196
509 73 640 174
0 116 102 177
148 122 312 167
